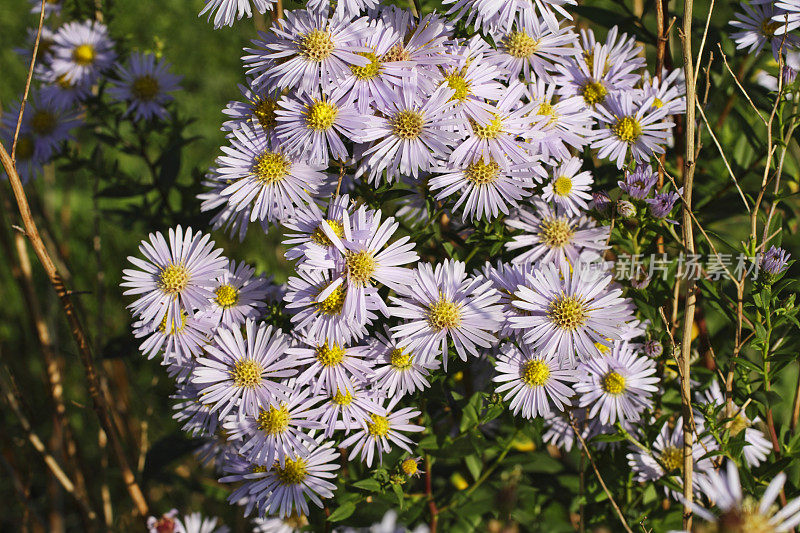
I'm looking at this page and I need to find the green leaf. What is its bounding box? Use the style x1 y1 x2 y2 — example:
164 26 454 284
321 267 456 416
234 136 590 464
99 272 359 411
465 454 482 482
327 502 357 522
392 483 405 510
352 479 382 492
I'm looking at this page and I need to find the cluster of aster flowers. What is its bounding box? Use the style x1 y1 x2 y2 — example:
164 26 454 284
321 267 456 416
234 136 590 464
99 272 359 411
1 8 181 182
120 0 800 530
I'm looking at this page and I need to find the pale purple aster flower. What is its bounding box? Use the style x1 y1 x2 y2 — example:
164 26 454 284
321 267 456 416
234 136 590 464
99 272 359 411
255 10 370 95
339 398 424 467
509 262 636 362
222 79 281 134
390 259 504 366
639 68 687 116
505 199 609 267
223 386 323 465
429 152 544 222
493 342 576 419
38 68 93 109
695 380 771 467
198 175 253 242
445 0 576 34
359 79 462 183
122 226 228 333
133 312 216 367
690 461 800 532
307 0 377 19
761 245 791 275
481 261 536 337
222 440 340 518
307 386 385 438
211 125 326 226
591 190 612 213
193 320 298 418
173 513 229 533
275 90 368 166
646 188 682 219
450 82 535 172
524 79 593 160
201 261 268 328
1 92 81 163
626 416 716 499
774 0 800 33
541 157 593 216
108 52 182 121
251 516 309 533
575 341 659 424
50 20 116 85
731 1 798 61
619 164 658 199
287 337 373 395
172 382 219 437
542 404 630 452
283 268 378 345
512 0 578 31
30 0 62 16
439 47 504 122
487 15 578 82
593 92 674 168
200 0 274 29
368 327 440 398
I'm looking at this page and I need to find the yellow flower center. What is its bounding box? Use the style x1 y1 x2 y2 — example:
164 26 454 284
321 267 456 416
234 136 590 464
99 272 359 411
392 110 424 139
553 176 573 197
214 284 239 309
299 29 334 61
350 51 382 80
504 31 540 58
465 159 500 186
660 446 682 472
762 20 782 37
275 456 308 485
470 116 504 139
310 219 345 246
611 116 642 143
602 371 626 395
521 360 550 387
539 217 574 248
381 44 410 62
16 136 34 160
366 413 390 437
230 359 263 388
158 264 190 295
580 81 608 106
158 311 188 335
254 151 291 184
55 74 73 89
305 100 338 131
652 97 664 109
31 110 56 136
445 74 471 102
717 499 779 533
131 75 160 101
595 341 612 355
257 405 290 434
72 44 96 66
548 295 588 330
346 250 377 284
315 342 346 367
331 389 353 406
251 464 270 474
427 298 461 331
317 285 346 315
390 348 412 370
401 458 419 475
253 97 278 130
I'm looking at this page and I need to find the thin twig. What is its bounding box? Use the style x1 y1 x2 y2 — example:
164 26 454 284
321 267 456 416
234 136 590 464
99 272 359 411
11 0 46 160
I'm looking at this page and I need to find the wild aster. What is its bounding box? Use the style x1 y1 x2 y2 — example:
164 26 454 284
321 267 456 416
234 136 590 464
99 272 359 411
429 153 544 222
487 15 577 82
251 515 309 533
774 0 800 33
202 260 268 328
390 259 504 365
574 341 659 424
172 513 229 533
731 1 798 61
147 510 180 533
275 91 368 166
639 69 687 116
200 0 274 29
481 261 536 337
695 380 771 467
38 68 93 109
339 398 424 466
307 386 385 437
2 93 81 163
212 125 326 226
287 337 373 395
255 10 370 95
108 52 182 121
122 225 228 333
198 175 253 242
619 163 658 199
509 262 636 362
192 320 298 418
284 268 374 345
306 0 377 19
172 382 219 437
593 92 673 169
577 27 646 82
524 79 593 160
222 79 281 135
133 311 216 366
224 386 322 465
761 245 791 275
439 48 505 122
542 403 629 452
646 188 682 219
505 199 609 267
359 81 462 183
626 416 716 499
50 20 116 85
369 327 440 398
450 82 535 172
591 190 612 213
541 157 593 216
493 342 576 419
30 0 62 16
689 461 800 533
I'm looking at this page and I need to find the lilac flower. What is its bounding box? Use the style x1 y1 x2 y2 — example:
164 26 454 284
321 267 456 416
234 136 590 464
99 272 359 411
619 164 658 199
221 79 281 134
282 194 362 265
646 188 683 219
133 312 215 367
200 0 274 29
50 20 116 85
108 52 182 121
439 45 504 122
202 261 269 328
524 79 593 160
339 398 424 466
287 338 374 395
639 68 687 116
172 382 219 437
368 327 440 398
774 0 800 34
541 157 593 216
761 245 791 275
591 190 612 213
307 386 385 438
1 92 81 165
731 1 799 61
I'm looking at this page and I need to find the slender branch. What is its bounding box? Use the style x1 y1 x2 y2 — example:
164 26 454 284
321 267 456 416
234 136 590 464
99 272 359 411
424 454 438 533
11 0 46 160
